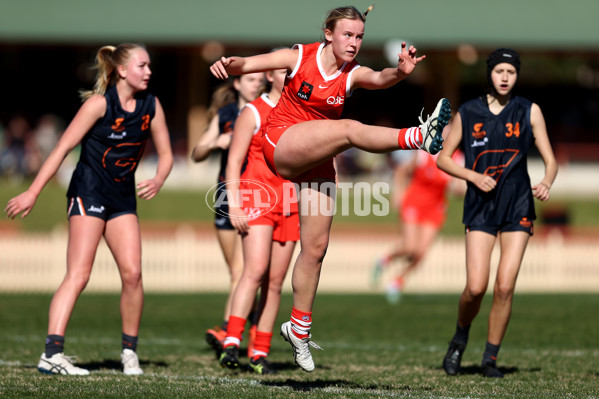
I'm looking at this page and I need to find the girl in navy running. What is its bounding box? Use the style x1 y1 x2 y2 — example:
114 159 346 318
437 48 557 378
5 44 173 376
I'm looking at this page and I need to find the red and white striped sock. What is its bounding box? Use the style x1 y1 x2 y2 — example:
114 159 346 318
290 306 312 339
398 127 423 150
222 315 245 348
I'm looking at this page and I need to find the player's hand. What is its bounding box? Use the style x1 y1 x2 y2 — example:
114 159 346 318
472 174 496 193
4 190 37 219
210 57 236 80
397 42 426 76
532 182 550 202
229 206 249 234
137 178 163 200
215 133 233 150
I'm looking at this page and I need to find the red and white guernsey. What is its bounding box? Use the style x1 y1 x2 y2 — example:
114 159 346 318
262 42 361 181
241 93 298 214
266 42 361 127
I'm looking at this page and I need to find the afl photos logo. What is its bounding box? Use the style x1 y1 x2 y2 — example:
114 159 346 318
297 81 313 101
205 179 278 219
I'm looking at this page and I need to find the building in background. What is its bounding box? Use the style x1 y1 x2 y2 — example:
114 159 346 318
1 0 598 165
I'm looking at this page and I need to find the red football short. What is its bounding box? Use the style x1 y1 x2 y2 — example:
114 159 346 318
262 125 336 184
247 210 300 243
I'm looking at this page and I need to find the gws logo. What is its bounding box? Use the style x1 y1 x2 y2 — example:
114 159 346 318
297 81 313 101
112 118 125 132
472 123 486 139
326 96 344 105
519 217 532 228
205 179 280 219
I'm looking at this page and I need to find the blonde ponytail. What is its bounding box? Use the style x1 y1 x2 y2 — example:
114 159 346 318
363 5 375 18
79 43 144 101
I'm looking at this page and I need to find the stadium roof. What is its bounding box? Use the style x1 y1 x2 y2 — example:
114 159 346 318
1 0 599 50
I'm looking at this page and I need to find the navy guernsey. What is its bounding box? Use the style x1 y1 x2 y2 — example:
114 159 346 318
459 96 536 227
67 85 156 210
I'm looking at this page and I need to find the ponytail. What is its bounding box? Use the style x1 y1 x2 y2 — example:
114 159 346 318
363 5 374 18
79 43 144 101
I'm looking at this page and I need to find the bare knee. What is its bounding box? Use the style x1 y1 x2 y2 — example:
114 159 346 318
302 237 329 264
63 268 92 293
242 263 268 286
267 280 284 297
464 283 487 301
494 281 515 302
340 119 366 145
120 265 142 288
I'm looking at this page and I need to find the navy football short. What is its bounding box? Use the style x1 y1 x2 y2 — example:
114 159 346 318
67 196 136 221
466 217 534 236
214 202 234 230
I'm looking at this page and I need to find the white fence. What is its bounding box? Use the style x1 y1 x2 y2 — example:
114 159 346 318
1 227 597 293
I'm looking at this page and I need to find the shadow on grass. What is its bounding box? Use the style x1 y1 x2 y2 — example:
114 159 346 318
236 360 312 374
263 375 423 393
437 364 541 377
80 358 168 372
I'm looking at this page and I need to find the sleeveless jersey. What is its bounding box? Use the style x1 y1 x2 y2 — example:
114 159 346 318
67 85 155 209
217 102 240 182
459 96 536 226
241 94 298 214
265 42 360 128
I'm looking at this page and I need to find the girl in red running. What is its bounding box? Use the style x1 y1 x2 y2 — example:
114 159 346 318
210 5 451 372
190 73 265 354
372 143 466 304
220 66 299 374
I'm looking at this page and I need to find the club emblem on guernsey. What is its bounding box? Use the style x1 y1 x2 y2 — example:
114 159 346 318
297 81 313 101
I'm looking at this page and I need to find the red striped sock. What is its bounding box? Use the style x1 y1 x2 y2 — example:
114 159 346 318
250 330 273 360
398 127 423 149
290 306 312 339
223 315 245 348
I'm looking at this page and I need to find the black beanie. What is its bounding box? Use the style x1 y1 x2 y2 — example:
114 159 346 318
487 48 520 87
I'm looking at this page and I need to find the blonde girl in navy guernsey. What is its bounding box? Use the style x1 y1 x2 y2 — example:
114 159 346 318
437 48 557 379
5 43 173 376
67 84 155 214
210 5 451 372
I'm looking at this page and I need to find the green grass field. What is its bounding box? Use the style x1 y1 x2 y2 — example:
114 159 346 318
1 293 598 398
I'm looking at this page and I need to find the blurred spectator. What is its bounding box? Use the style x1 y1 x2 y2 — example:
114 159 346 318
0 115 32 178
34 114 63 161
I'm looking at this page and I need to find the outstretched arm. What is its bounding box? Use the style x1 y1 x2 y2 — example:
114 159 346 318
352 42 425 90
4 95 106 219
210 48 298 80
